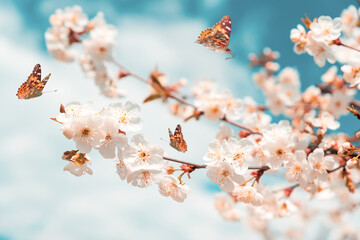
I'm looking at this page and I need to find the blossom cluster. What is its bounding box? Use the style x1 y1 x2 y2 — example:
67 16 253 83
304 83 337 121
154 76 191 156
46 5 360 239
252 50 355 119
52 101 191 202
291 6 360 90
290 15 342 67
45 6 124 97
192 80 243 122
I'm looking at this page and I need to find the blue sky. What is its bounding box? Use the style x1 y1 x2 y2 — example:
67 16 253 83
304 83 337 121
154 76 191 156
0 0 358 239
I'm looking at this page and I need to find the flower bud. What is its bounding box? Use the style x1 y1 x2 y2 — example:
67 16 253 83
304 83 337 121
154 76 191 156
347 158 358 169
166 166 175 175
338 142 355 157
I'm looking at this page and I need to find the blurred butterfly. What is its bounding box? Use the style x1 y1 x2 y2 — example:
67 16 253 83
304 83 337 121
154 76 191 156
168 124 187 153
195 16 235 59
16 64 51 99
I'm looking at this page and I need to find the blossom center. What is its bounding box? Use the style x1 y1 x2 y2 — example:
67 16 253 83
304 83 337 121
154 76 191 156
234 152 245 162
118 113 129 124
276 148 285 156
221 170 230 177
80 127 91 137
138 150 150 161
211 106 220 114
323 28 331 35
72 153 88 165
313 162 324 172
105 132 112 141
99 46 106 53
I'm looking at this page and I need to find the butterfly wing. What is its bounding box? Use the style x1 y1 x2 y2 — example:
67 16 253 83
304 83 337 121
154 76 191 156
195 28 214 44
212 16 231 50
16 64 51 99
16 64 42 99
168 124 187 153
213 16 231 40
195 16 232 53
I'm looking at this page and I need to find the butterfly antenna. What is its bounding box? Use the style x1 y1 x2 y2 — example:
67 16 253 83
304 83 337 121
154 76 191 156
42 90 58 94
160 138 170 144
225 51 239 60
225 40 245 60
231 40 247 49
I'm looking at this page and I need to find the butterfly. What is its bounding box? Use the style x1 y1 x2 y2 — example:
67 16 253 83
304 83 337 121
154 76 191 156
168 124 187 153
195 16 235 59
16 64 51 99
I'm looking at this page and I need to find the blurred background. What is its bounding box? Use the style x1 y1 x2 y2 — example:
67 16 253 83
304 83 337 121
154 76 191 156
0 0 357 239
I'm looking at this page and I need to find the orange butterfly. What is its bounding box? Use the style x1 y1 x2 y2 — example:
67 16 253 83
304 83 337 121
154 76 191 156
16 64 51 99
195 16 234 58
168 124 187 153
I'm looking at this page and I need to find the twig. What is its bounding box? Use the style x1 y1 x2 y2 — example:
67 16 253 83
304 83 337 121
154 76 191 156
248 166 270 171
273 183 300 193
168 93 197 109
222 116 262 135
112 59 263 134
162 156 207 169
339 42 360 53
327 164 346 173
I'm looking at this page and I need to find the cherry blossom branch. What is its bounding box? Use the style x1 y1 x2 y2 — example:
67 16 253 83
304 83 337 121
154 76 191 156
167 92 198 109
276 163 348 195
162 156 270 171
113 59 262 135
221 116 262 135
162 156 206 169
333 39 360 53
327 164 346 173
339 42 360 53
248 166 270 171
112 60 150 84
273 183 300 193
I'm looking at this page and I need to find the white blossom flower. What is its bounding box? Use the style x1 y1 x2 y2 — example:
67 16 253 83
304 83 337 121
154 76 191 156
123 134 164 170
215 194 241 221
341 64 360 88
63 5 88 32
96 117 128 159
83 20 117 63
63 152 93 177
158 175 190 202
324 91 353 119
57 102 94 123
308 148 335 182
116 152 128 180
232 186 264 206
290 24 308 54
341 5 359 35
206 161 245 192
313 111 340 130
70 116 104 153
261 121 294 169
284 150 311 187
321 66 338 84
64 161 93 176
105 102 142 132
202 98 226 122
306 37 336 67
222 91 243 121
192 79 217 97
126 167 162 188
216 123 234 141
278 67 300 87
291 24 307 43
224 138 253 175
310 16 342 43
203 139 225 165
